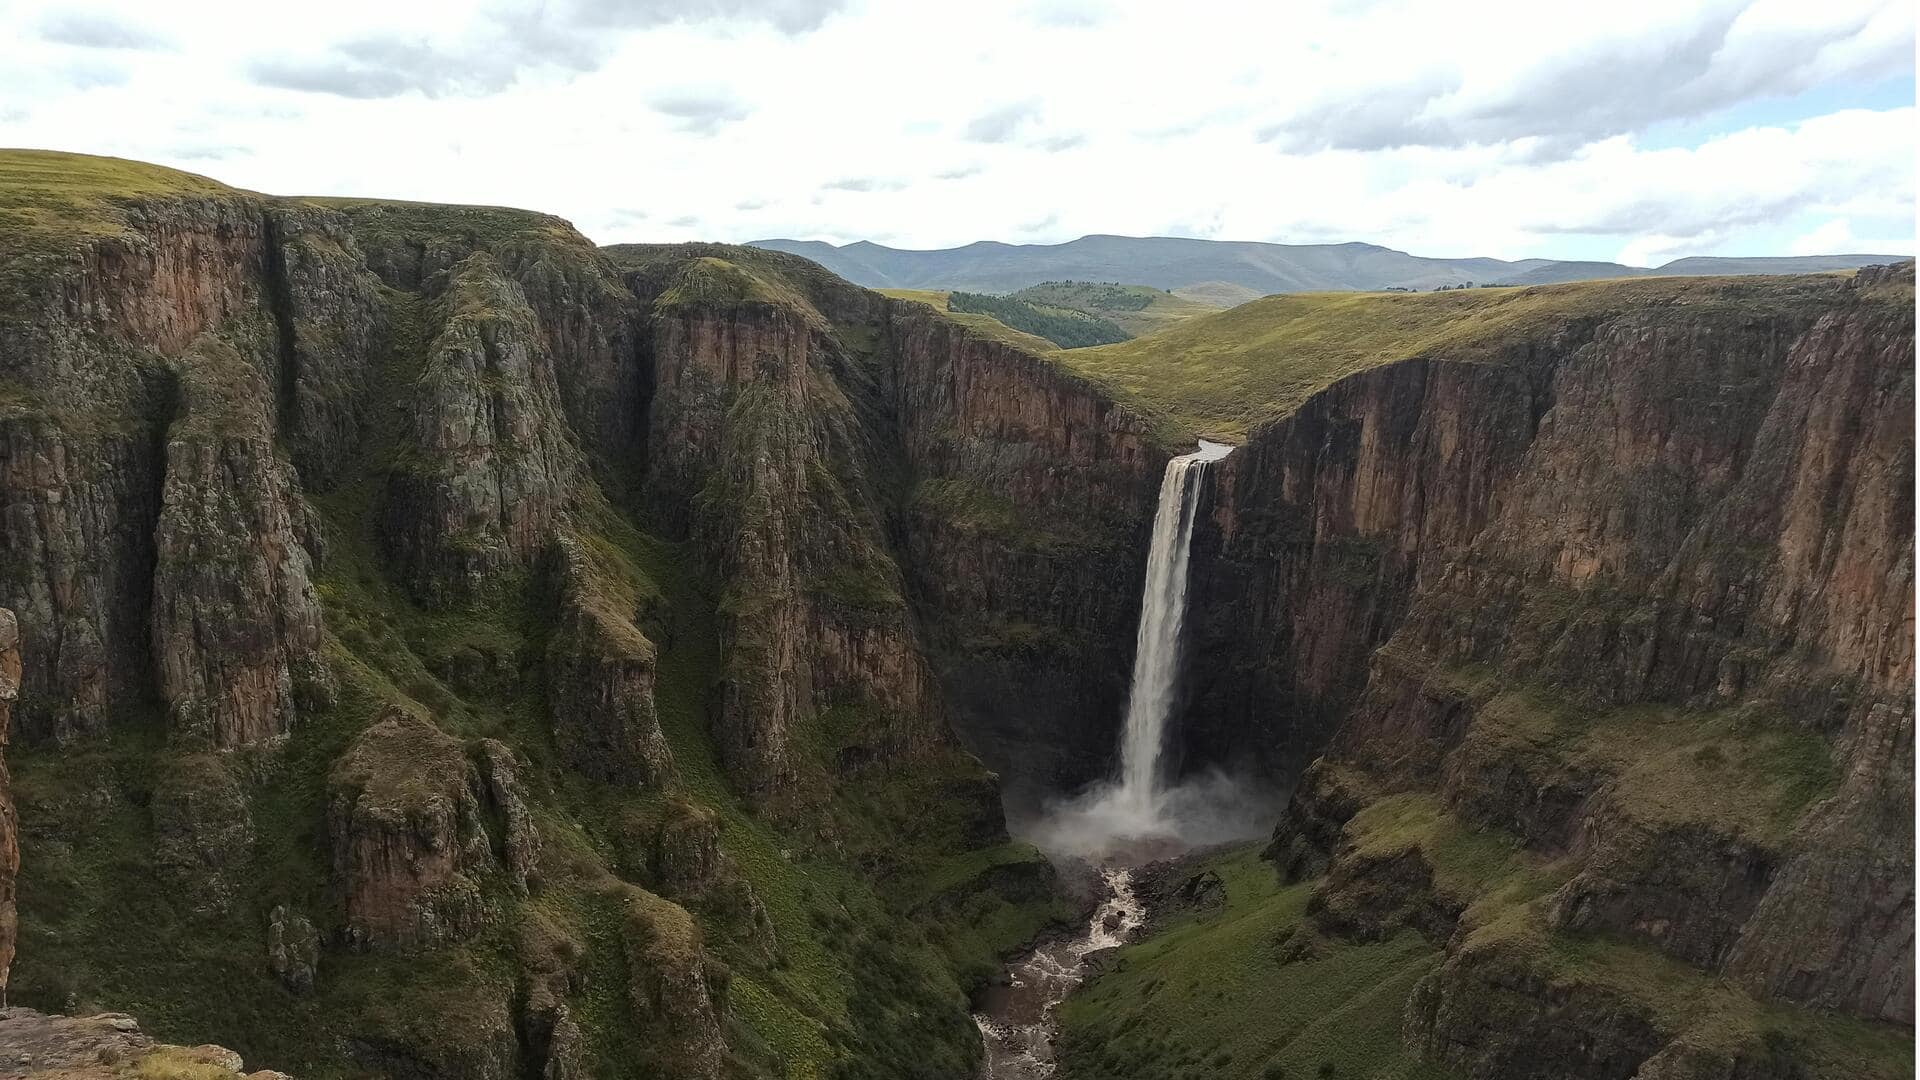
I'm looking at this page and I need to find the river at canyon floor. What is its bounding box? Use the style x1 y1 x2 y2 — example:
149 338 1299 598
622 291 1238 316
974 863 1146 1079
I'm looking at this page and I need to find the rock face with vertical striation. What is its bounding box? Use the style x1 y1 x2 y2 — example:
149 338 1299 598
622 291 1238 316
261 203 390 490
383 254 584 606
629 252 995 812
885 298 1166 801
151 335 327 747
620 887 732 1080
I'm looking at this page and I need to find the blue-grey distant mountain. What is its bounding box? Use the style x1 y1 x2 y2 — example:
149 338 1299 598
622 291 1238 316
748 235 1906 296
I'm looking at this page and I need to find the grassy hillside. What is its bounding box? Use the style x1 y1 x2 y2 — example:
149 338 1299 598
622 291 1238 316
1172 281 1264 308
1052 274 1847 441
946 290 1130 348
1061 750 1906 1080
1007 281 1219 336
876 288 1065 353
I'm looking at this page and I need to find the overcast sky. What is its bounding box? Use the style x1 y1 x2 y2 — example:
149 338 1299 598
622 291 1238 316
1 0 1912 264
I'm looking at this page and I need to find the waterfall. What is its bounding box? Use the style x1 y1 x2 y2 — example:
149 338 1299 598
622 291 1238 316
1113 440 1231 813
1023 438 1273 859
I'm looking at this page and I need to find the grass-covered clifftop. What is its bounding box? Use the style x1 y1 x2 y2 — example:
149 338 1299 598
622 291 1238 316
1052 275 1850 441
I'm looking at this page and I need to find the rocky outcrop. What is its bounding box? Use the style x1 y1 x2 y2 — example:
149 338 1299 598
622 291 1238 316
518 912 587 1080
1725 697 1914 1022
542 539 673 786
265 904 319 994
648 798 778 960
1404 943 1669 1080
620 887 730 1080
0 609 18 1005
1546 805 1776 971
0 1007 289 1080
474 738 540 894
327 708 493 950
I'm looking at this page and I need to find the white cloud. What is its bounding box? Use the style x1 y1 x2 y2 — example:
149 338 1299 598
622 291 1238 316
0 0 1909 259
1787 218 1859 256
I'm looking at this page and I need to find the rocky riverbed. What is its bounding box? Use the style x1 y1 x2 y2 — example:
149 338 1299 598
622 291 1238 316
975 865 1146 1079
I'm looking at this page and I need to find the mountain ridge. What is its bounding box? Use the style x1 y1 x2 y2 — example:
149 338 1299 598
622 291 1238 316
749 234 1906 296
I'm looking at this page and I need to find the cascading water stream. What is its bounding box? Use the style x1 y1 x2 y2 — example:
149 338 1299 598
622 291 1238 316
1112 439 1232 818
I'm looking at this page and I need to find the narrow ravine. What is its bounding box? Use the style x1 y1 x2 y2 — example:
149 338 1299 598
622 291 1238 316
974 866 1145 1079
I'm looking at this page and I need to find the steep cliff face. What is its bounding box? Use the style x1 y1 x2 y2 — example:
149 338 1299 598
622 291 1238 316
885 300 1166 801
0 179 383 749
382 253 586 605
1246 266 1914 1077
1178 350 1546 780
3 156 1087 1080
543 538 675 786
618 243 1166 813
327 708 495 950
151 336 329 748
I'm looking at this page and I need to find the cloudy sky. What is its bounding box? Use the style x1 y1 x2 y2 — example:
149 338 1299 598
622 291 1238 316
1 0 1912 264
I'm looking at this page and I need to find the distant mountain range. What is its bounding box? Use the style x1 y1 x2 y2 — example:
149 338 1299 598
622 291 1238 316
748 235 1907 296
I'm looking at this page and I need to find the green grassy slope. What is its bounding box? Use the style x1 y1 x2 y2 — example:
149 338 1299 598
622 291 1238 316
1052 275 1846 441
1061 656 1908 1080
1057 846 1461 1080
1172 280 1264 308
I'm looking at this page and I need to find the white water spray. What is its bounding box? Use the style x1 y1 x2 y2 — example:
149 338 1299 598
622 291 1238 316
1114 440 1231 811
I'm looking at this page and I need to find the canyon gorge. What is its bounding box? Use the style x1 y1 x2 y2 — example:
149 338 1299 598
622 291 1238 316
0 149 1911 1080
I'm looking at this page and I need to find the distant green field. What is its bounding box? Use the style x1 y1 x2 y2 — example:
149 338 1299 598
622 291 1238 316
1052 274 1849 442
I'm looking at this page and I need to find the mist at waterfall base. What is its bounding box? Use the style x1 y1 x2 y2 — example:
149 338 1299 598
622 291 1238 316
1020 769 1286 862
1018 439 1282 862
